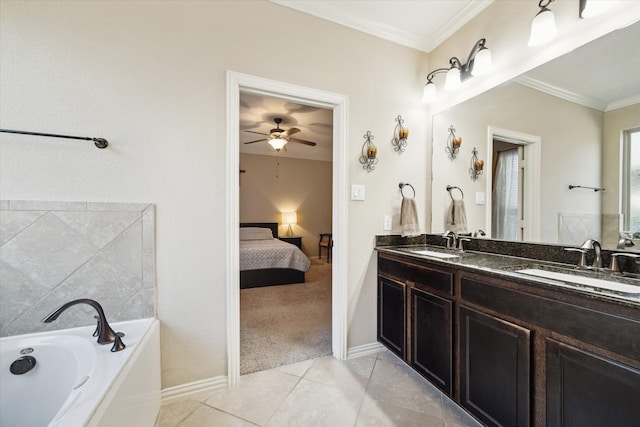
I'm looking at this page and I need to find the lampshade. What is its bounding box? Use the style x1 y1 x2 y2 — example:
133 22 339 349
444 67 461 91
422 82 437 103
268 137 287 151
471 48 492 76
282 211 297 225
580 0 618 18
528 7 557 46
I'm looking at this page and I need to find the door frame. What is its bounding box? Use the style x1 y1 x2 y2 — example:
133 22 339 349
226 71 349 386
486 126 541 241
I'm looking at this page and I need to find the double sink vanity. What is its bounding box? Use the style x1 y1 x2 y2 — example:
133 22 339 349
375 235 640 427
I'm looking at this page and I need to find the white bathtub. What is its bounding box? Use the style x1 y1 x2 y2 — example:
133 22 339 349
0 318 160 427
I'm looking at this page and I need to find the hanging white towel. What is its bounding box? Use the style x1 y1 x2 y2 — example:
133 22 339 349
444 199 468 234
401 197 421 237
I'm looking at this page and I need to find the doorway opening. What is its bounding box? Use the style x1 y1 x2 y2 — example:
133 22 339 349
226 71 348 386
486 127 541 241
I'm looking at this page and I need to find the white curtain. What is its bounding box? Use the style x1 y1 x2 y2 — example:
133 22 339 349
492 149 519 240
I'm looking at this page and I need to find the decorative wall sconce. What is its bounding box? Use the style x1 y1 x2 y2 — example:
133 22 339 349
422 38 492 103
359 131 378 172
528 0 557 46
469 147 484 181
446 125 462 159
392 115 409 153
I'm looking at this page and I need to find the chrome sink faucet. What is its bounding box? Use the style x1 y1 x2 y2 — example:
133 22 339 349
580 239 603 270
42 298 125 352
442 230 458 250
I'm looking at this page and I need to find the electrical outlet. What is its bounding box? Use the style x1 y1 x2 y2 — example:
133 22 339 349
351 184 365 201
383 215 392 230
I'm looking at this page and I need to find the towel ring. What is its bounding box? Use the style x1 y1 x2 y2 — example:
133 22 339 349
446 185 464 201
399 182 415 198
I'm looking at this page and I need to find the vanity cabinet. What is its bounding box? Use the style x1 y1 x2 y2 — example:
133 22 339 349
377 250 640 427
460 307 531 427
546 339 640 427
411 287 452 394
377 276 405 359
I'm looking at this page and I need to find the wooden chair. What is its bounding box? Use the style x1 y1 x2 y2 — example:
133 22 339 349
318 233 333 262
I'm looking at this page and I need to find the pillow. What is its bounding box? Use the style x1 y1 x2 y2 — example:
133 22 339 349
239 227 274 241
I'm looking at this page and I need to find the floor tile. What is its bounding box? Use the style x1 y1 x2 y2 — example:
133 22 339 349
442 395 483 427
355 395 445 427
302 354 376 393
178 404 257 426
155 399 201 427
266 378 363 427
275 358 315 377
375 348 405 366
366 358 444 416
205 369 299 426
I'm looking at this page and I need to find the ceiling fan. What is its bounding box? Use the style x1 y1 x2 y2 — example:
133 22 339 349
243 118 317 152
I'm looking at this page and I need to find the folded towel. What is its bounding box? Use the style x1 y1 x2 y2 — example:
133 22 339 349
444 199 468 234
401 197 420 237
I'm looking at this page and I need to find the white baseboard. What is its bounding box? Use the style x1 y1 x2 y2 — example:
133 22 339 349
347 341 385 359
161 375 228 404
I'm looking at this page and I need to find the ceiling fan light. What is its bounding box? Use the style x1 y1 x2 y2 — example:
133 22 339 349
528 8 557 47
444 67 461 91
422 82 437 103
268 137 287 151
471 48 492 76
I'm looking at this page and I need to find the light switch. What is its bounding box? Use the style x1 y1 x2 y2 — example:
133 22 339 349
475 192 485 205
351 184 365 201
383 215 392 230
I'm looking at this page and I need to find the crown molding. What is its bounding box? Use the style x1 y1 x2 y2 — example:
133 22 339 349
514 75 607 112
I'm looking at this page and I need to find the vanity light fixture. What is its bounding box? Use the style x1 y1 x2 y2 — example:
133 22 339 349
392 115 409 153
359 131 378 172
469 147 484 181
579 0 619 19
528 0 558 47
422 38 492 103
446 125 462 159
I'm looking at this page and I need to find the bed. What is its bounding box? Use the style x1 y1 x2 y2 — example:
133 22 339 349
239 222 311 289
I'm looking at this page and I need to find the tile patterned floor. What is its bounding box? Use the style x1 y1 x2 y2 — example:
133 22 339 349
155 350 482 427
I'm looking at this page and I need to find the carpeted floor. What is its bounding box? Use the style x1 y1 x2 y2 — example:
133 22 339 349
240 258 332 375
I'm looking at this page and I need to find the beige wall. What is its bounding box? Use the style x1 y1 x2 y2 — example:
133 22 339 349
239 154 332 257
432 82 603 244
602 104 640 247
0 0 430 388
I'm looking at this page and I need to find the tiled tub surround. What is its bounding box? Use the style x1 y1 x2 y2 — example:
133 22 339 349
0 200 155 337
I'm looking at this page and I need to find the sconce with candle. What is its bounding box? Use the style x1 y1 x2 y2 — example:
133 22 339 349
392 115 409 153
446 125 462 159
469 147 484 181
359 131 378 172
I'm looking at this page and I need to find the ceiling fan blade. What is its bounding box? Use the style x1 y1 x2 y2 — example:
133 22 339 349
289 137 317 146
283 127 301 137
244 130 269 136
243 138 268 144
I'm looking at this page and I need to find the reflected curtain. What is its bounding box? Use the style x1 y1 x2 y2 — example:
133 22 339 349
492 148 519 240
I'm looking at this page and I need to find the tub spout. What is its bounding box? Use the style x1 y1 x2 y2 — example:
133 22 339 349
42 299 118 346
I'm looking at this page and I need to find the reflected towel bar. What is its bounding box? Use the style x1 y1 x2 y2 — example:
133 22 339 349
446 185 464 200
568 185 604 192
1 129 109 149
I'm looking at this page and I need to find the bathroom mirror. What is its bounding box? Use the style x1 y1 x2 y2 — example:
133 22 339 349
431 19 640 251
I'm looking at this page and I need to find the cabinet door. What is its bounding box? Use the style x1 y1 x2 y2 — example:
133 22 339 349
460 306 531 427
411 287 452 395
546 339 640 427
378 276 406 359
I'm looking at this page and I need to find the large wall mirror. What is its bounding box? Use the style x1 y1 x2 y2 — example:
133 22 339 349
431 19 640 251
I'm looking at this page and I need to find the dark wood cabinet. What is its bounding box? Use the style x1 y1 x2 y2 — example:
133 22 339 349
411 287 452 395
546 338 640 427
377 276 406 358
460 306 531 427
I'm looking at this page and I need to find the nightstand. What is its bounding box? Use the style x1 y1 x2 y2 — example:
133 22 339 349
279 236 302 249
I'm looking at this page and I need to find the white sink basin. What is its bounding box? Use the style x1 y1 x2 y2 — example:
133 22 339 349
409 249 460 259
516 268 640 295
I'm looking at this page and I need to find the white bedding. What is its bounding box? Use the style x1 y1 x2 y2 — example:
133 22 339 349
240 238 311 272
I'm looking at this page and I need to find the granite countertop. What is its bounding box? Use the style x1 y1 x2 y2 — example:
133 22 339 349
376 244 640 307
